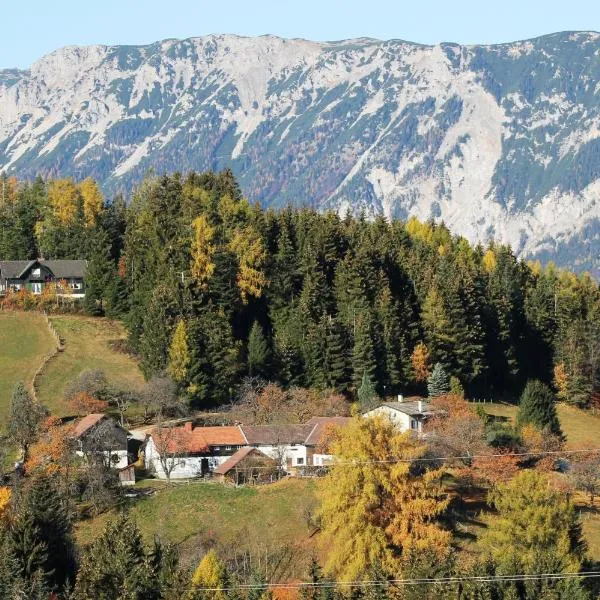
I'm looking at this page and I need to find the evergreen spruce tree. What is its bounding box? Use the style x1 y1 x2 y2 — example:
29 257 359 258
186 308 241 407
352 309 378 392
246 569 273 600
421 287 454 371
322 314 348 390
375 287 404 394
247 321 271 378
517 379 562 437
268 218 301 311
74 513 158 600
139 281 180 379
84 224 115 315
104 271 129 318
8 505 50 593
7 382 45 461
357 371 378 412
17 475 77 591
427 363 450 398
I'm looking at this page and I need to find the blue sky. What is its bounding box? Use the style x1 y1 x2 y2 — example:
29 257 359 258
2 0 599 69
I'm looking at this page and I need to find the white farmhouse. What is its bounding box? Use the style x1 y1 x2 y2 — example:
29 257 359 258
363 397 433 434
145 423 246 479
144 417 354 480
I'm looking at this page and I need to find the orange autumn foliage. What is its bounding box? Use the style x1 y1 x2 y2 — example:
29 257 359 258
68 392 109 416
26 416 75 477
520 423 563 472
473 450 520 485
411 342 430 382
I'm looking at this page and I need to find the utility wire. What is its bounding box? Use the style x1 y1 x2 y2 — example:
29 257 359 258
196 446 600 471
190 570 600 591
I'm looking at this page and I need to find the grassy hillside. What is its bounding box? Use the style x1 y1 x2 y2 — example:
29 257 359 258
76 478 319 579
477 401 600 448
35 316 145 416
0 311 56 426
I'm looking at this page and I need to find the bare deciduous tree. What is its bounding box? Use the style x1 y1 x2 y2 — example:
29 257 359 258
152 425 192 484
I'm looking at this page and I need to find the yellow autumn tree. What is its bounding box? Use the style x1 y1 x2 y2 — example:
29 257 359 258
229 227 268 303
553 362 570 402
482 248 497 273
0 487 10 522
411 342 431 382
168 319 190 384
48 178 81 225
318 414 450 581
78 177 104 226
190 215 216 287
190 549 229 600
0 175 18 206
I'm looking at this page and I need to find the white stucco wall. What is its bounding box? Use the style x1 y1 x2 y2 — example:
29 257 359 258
75 449 129 469
363 406 422 433
252 443 308 467
144 437 233 480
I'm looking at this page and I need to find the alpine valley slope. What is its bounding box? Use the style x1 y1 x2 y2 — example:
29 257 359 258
0 32 599 273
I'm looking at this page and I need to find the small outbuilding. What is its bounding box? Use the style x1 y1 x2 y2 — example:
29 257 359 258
213 447 280 485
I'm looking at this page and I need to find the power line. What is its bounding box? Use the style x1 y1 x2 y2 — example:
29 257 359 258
190 570 600 591
193 446 600 471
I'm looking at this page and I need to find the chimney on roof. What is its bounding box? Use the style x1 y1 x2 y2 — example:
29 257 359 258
417 400 424 412
184 421 193 432
397 394 404 403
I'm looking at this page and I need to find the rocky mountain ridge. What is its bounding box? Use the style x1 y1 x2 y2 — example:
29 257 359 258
1 32 599 272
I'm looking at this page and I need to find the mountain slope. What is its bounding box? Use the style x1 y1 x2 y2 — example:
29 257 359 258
1 32 599 273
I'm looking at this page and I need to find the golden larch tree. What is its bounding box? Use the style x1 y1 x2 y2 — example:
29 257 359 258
318 414 450 582
168 319 191 384
48 178 81 225
411 342 431 383
190 549 229 600
190 214 216 288
229 227 268 303
78 177 104 226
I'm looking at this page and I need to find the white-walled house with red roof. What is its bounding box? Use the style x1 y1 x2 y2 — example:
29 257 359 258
144 417 353 480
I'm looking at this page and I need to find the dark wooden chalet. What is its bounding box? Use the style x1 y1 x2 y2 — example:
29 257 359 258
0 259 87 297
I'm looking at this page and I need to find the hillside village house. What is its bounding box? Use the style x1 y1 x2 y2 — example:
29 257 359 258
145 416 352 480
363 396 433 434
0 259 87 297
144 423 247 479
72 413 130 470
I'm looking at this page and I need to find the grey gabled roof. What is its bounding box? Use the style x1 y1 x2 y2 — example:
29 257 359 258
241 424 314 445
0 260 35 278
0 259 87 279
40 260 87 278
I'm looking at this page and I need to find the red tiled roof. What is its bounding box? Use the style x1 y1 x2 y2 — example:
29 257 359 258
153 425 246 453
72 413 106 439
304 417 352 446
214 447 275 475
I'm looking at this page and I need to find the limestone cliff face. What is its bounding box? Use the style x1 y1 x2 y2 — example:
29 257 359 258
1 32 599 272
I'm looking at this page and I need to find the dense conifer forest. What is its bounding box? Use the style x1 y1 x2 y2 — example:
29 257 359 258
1 171 598 407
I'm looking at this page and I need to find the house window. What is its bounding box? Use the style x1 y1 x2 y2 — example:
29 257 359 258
32 268 41 277
410 419 418 430
225 446 233 451
31 282 42 295
71 282 82 290
296 457 304 465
